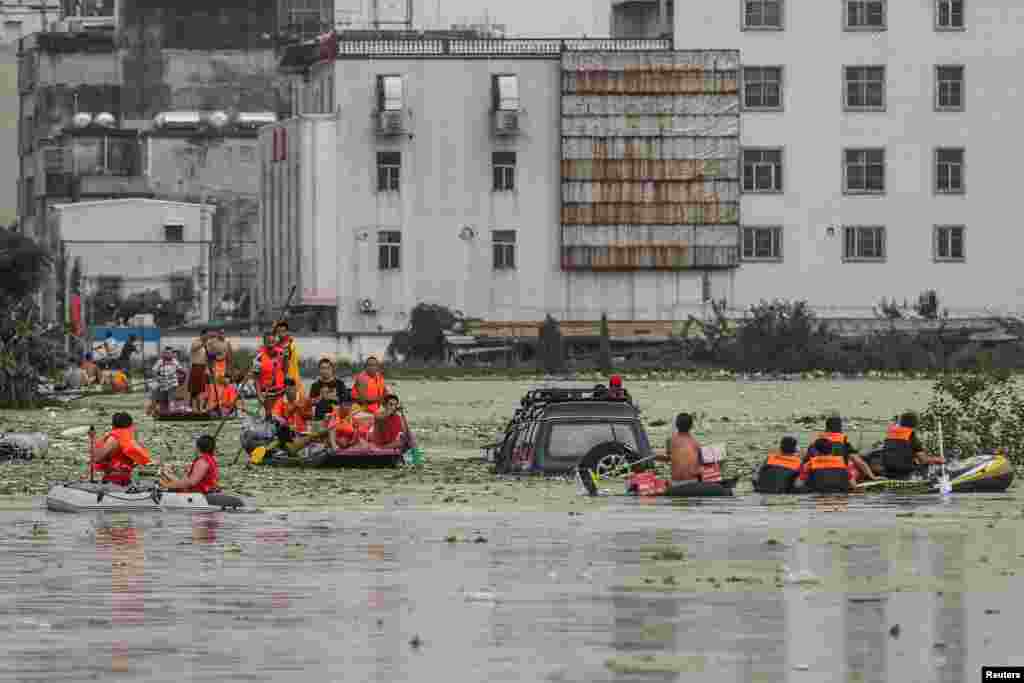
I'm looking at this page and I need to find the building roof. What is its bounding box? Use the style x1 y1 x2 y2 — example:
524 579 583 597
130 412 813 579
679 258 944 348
50 198 215 213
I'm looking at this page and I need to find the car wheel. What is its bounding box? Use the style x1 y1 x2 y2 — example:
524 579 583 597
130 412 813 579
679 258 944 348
578 442 638 481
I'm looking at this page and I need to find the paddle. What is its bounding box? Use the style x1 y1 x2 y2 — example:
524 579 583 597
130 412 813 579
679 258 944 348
937 418 952 496
87 425 96 482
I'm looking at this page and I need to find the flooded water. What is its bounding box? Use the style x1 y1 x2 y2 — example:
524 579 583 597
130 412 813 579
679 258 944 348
3 492 1022 682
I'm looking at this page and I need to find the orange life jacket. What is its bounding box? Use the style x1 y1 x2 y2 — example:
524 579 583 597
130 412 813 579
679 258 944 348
273 396 310 433
805 453 850 492
882 424 917 475
256 348 285 393
330 407 356 441
95 427 152 485
886 425 913 442
205 383 238 412
185 452 219 494
352 371 385 405
111 371 129 392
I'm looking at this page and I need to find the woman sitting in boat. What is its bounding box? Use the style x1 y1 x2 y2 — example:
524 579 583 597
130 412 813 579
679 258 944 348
89 412 153 486
328 398 360 451
159 435 220 494
369 394 406 449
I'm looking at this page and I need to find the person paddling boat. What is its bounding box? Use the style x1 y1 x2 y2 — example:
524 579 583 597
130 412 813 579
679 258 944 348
88 412 153 486
160 434 220 493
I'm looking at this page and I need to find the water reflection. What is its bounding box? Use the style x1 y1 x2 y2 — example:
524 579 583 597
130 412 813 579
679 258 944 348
95 515 144 674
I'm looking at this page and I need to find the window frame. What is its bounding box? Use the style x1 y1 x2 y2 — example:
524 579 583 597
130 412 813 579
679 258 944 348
492 74 520 112
492 151 516 192
376 150 401 193
934 64 965 112
843 0 887 31
935 0 965 31
741 66 784 111
741 226 784 262
933 225 966 262
377 230 402 271
934 147 965 195
842 147 886 195
741 147 784 193
842 225 887 262
163 223 184 243
239 145 256 163
492 229 517 270
740 0 784 31
376 74 404 112
843 65 886 112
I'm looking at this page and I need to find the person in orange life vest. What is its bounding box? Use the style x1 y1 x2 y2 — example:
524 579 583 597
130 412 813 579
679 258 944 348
272 378 313 434
253 333 286 416
203 375 239 416
160 434 220 494
107 368 130 393
328 398 359 450
370 394 406 449
89 412 153 486
798 438 851 493
818 416 876 485
273 320 300 384
755 436 803 493
882 412 944 478
351 355 387 413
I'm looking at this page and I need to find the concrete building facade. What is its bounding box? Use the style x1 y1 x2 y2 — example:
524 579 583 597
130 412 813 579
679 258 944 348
672 0 1023 316
263 35 748 335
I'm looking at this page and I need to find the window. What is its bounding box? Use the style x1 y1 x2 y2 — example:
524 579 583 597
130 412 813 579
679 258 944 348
377 151 400 192
376 75 403 112
492 151 516 192
96 275 124 298
742 0 783 29
935 65 964 111
935 0 964 29
742 67 783 110
170 275 191 303
843 148 885 194
934 225 965 261
492 230 516 270
742 148 783 193
742 226 783 260
239 145 255 163
164 224 184 242
492 75 519 111
844 0 886 29
844 66 885 110
377 230 401 270
935 148 965 193
843 226 886 261
546 423 618 461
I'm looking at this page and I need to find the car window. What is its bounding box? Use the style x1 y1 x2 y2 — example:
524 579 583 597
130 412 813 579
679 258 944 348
546 422 616 460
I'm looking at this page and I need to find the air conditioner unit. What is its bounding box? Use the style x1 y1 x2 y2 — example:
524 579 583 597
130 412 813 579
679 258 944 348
378 110 404 134
359 298 377 314
494 110 519 135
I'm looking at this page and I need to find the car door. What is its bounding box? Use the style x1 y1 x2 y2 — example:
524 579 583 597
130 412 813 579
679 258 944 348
542 420 618 473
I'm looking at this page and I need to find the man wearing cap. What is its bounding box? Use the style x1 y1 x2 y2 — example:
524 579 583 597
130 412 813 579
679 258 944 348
351 355 387 414
150 347 183 415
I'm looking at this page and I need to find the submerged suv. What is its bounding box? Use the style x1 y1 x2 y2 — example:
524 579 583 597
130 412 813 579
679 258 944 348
489 385 653 477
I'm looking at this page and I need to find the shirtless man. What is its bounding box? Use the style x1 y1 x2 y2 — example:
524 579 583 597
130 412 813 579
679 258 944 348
656 412 703 483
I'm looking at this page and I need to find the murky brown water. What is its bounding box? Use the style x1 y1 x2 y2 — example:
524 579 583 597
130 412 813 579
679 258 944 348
3 491 1022 682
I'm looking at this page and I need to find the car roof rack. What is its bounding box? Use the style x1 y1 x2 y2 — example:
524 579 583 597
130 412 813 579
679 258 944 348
520 386 632 407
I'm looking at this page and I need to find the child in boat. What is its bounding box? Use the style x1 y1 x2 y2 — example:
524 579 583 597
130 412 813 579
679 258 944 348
370 394 406 449
89 412 153 485
328 398 359 450
160 434 220 494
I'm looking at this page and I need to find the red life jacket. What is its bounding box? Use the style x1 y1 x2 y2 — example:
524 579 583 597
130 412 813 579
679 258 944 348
256 348 285 392
94 427 152 485
185 452 219 494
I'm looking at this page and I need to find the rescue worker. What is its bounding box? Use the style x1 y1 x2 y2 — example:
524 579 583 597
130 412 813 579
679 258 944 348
818 416 876 484
272 378 312 433
351 355 387 414
755 436 803 493
274 320 300 384
328 398 359 451
881 412 944 478
253 332 286 416
655 412 703 484
159 434 220 494
800 438 851 493
89 412 153 486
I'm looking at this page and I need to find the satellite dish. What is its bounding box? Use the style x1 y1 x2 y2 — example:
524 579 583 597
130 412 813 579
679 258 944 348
458 225 476 241
72 112 93 128
207 111 229 128
94 112 115 127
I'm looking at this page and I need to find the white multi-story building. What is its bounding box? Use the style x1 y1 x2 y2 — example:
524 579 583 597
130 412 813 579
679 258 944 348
262 34 742 335
674 0 1022 316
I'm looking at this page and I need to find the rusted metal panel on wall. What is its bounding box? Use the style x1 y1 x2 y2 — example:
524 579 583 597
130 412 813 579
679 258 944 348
559 49 740 271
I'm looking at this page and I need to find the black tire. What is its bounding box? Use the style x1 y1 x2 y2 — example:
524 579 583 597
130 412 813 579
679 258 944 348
206 493 244 509
578 442 639 480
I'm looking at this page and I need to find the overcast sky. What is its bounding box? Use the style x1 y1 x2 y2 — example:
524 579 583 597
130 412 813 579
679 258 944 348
336 0 610 37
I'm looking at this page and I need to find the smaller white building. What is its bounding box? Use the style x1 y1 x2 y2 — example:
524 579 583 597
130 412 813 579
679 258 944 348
48 198 216 322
